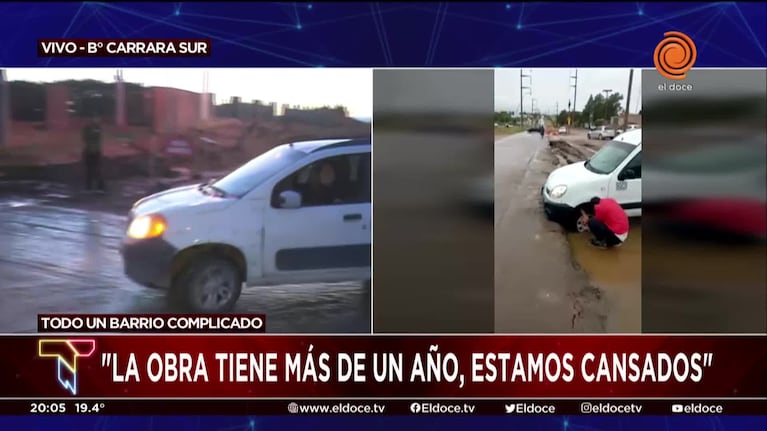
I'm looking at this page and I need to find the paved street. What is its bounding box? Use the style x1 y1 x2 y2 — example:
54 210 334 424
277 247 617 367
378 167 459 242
0 190 370 333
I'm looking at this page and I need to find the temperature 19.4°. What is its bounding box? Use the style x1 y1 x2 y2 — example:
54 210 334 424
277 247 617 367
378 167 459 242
75 402 105 414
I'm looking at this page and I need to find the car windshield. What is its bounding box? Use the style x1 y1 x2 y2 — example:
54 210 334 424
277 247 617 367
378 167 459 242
212 145 308 197
584 140 636 174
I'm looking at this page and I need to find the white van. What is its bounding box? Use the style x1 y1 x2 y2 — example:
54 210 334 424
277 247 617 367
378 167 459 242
542 129 641 230
120 138 371 312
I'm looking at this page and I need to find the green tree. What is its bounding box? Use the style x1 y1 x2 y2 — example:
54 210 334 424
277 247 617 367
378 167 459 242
580 92 624 126
494 111 513 124
332 105 348 116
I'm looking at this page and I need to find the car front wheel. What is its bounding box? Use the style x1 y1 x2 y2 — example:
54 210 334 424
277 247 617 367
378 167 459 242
170 256 243 313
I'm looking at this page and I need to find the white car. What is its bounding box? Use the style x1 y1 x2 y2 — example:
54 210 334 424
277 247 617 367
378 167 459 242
542 129 641 231
587 126 616 140
121 138 372 312
616 124 638 135
558 126 567 134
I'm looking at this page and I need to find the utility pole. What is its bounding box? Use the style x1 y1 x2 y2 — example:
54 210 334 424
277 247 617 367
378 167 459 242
602 89 613 124
569 69 578 127
623 69 634 128
114 69 126 129
520 69 531 127
200 71 210 121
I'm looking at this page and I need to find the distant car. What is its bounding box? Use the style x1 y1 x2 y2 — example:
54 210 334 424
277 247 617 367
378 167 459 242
558 126 567 134
587 126 616 140
616 124 638 135
527 127 540 133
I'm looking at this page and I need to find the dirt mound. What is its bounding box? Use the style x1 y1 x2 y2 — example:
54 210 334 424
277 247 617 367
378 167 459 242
549 139 591 166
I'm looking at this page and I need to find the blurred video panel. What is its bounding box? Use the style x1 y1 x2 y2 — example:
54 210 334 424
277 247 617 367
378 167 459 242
372 69 494 333
641 69 767 333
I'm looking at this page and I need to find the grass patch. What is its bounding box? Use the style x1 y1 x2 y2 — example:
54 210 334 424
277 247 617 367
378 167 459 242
495 126 524 136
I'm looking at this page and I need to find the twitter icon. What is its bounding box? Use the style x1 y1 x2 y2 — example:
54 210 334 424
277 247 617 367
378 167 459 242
505 404 517 414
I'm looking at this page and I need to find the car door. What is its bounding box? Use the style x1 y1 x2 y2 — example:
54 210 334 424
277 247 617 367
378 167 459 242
261 149 371 284
610 147 642 216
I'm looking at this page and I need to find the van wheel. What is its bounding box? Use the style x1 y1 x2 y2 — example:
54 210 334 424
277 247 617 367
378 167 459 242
169 256 243 313
576 216 589 232
563 207 590 232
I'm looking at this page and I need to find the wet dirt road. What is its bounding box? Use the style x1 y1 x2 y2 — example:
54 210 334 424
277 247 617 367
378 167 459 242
0 193 370 333
495 132 608 333
567 221 642 333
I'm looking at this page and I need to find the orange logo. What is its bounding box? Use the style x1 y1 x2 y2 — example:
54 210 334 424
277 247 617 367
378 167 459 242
654 31 697 80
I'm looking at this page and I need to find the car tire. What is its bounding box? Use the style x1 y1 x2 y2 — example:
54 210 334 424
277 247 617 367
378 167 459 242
561 205 590 233
169 256 243 313
563 213 580 232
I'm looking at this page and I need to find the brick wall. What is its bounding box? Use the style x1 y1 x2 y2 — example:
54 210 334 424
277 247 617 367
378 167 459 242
45 84 71 130
282 107 346 125
145 87 203 134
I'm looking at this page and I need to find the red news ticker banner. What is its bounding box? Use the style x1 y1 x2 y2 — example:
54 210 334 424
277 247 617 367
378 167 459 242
0 334 764 398
38 38 211 57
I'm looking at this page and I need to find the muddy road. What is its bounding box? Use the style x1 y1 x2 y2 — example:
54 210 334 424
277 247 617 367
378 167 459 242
554 130 642 332
495 132 610 333
0 183 370 333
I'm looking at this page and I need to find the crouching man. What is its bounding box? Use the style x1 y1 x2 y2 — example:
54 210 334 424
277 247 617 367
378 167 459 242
579 196 629 248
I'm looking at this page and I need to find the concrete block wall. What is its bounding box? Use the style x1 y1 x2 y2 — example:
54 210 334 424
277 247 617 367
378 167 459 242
282 107 346 125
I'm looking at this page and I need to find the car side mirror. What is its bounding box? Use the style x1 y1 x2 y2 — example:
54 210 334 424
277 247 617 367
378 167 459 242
278 190 302 209
619 168 636 181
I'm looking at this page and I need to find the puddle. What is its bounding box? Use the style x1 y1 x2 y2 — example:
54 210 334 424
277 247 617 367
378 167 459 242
567 220 642 333
4 199 41 208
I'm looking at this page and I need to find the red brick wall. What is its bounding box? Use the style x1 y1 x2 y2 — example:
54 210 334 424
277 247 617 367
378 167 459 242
45 84 71 130
147 87 202 134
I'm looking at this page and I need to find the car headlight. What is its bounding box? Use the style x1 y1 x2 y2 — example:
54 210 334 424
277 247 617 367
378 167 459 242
127 214 167 239
549 185 567 199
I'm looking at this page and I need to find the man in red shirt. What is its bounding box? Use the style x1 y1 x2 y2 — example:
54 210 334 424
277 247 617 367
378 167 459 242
579 197 629 248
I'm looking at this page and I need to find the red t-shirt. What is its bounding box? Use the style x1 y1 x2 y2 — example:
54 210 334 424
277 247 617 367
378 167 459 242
594 198 629 235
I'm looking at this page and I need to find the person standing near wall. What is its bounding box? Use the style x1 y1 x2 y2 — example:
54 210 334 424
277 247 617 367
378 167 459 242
82 115 105 192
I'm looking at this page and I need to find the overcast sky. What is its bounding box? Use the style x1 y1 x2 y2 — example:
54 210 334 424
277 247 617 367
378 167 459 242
495 68 642 115
4 68 372 118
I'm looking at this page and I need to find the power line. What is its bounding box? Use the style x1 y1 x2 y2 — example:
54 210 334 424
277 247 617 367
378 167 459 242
520 69 531 126
602 89 613 123
569 69 578 127
623 69 634 127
